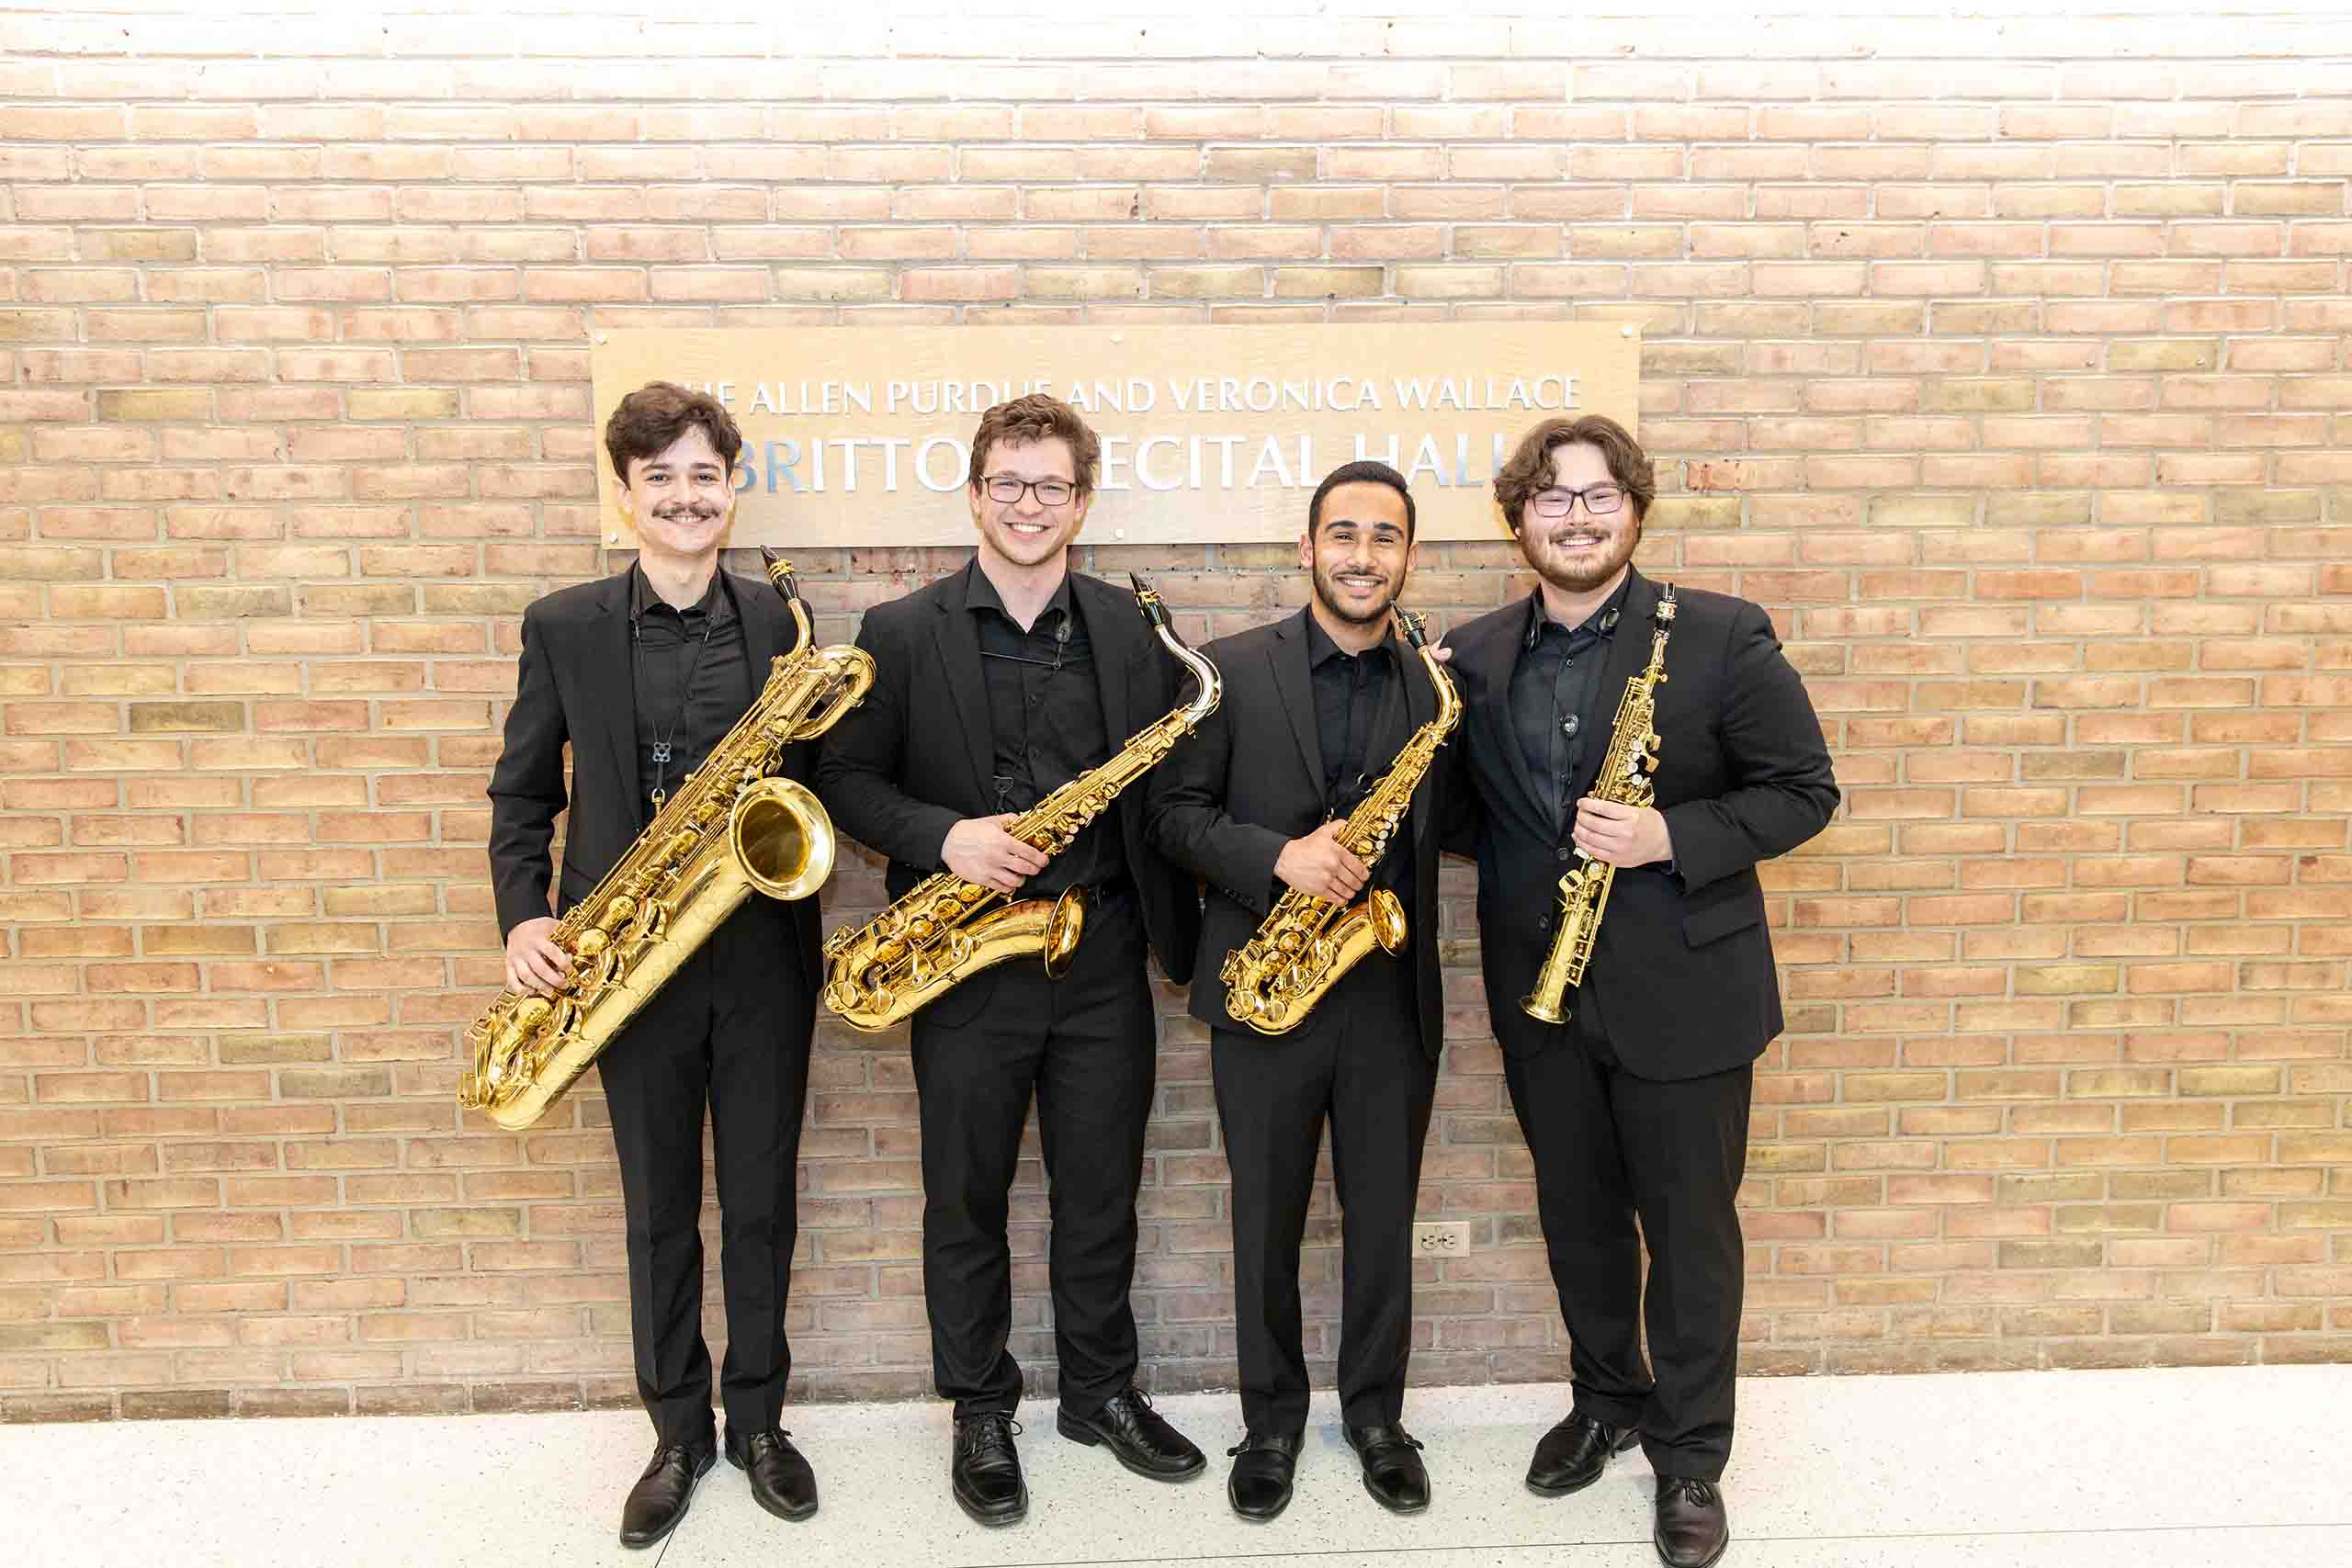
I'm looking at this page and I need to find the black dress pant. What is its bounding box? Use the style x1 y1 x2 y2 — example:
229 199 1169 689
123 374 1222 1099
596 906 812 1448
1212 958 1437 1438
909 888 1155 1421
1502 993 1753 1482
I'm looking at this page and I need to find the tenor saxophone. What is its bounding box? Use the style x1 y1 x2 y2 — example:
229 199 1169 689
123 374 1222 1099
1221 607 1460 1035
1523 584 1677 1024
820 575 1220 1033
458 552 876 1130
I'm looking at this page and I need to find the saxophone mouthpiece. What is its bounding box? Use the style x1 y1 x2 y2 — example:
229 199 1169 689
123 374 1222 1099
1130 572 1168 629
1395 606 1430 649
760 547 798 599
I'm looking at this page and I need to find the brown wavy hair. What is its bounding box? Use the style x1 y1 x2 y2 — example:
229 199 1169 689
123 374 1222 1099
1492 414 1655 532
603 380 743 482
967 393 1102 498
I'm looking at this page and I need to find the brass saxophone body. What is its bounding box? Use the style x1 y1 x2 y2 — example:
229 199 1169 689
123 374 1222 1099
820 576 1220 1033
1221 608 1461 1035
458 554 876 1131
1523 584 1677 1024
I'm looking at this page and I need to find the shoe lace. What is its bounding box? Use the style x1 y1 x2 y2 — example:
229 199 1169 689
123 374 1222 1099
1663 1477 1720 1506
1226 1432 1285 1458
956 1414 1022 1458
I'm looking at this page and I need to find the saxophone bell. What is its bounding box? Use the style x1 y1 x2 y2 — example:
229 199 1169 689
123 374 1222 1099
1366 888 1408 958
729 776 837 903
1041 886 1088 980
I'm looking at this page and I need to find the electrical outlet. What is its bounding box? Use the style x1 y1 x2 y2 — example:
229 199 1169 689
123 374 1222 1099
1413 1221 1471 1257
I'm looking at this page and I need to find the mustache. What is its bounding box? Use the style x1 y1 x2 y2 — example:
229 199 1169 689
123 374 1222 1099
653 502 722 521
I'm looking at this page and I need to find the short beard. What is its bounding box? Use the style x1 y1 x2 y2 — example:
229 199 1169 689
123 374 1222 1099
1521 518 1639 593
1312 563 1400 627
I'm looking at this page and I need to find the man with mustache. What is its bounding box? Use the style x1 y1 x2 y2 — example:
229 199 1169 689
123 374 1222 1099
814 394 1207 1526
1148 460 1464 1522
487 382 824 1546
1441 416 1838 1568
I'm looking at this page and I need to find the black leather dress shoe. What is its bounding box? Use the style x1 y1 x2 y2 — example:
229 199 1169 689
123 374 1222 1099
1057 1385 1206 1480
726 1427 818 1522
950 1413 1028 1527
1654 1476 1730 1568
618 1440 715 1549
1343 1423 1430 1514
1526 1411 1638 1496
1225 1431 1303 1521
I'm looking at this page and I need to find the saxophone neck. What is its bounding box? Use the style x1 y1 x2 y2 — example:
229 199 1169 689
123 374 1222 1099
1395 605 1462 731
1132 572 1221 726
760 547 814 657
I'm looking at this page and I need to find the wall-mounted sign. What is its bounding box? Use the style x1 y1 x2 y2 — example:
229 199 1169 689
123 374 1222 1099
589 323 1640 547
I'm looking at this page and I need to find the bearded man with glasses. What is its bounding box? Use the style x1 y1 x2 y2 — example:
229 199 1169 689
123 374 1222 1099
814 394 1207 1527
1439 416 1839 1568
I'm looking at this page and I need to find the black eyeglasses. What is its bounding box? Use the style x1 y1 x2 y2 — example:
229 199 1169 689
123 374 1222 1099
1529 484 1625 518
980 475 1077 508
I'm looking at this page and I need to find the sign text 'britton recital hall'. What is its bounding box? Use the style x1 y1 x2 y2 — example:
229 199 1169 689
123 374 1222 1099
588 323 1640 547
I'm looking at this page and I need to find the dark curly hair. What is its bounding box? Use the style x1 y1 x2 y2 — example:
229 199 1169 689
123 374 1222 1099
1492 414 1655 533
603 380 743 483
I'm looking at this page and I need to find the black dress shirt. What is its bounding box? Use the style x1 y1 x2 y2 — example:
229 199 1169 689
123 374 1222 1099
1507 576 1634 839
966 562 1118 897
630 563 752 813
1303 613 1413 908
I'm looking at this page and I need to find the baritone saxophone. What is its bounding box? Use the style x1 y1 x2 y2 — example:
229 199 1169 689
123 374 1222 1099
1522 584 1677 1024
458 553 875 1131
1220 607 1460 1034
820 576 1219 1032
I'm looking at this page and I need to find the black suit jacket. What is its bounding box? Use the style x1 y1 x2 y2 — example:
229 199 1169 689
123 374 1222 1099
485 566 822 993
811 561 1204 1030
1443 568 1838 1079
1146 607 1463 1061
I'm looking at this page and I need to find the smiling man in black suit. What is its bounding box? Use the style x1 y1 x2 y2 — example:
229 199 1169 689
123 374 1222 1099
1442 415 1838 1568
812 393 1207 1527
1147 460 1464 1524
487 381 822 1548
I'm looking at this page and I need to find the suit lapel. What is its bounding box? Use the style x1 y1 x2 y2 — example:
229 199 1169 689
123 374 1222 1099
1463 597 1550 838
1269 610 1326 806
1397 625 1436 852
1569 569 1662 804
933 565 996 805
1074 572 1136 745
592 570 647 831
736 568 783 679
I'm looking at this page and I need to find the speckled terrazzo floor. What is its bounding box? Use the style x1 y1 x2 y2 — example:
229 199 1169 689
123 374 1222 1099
3 1366 2344 1567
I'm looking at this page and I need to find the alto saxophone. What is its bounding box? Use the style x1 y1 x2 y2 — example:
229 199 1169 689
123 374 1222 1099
820 576 1220 1032
1523 584 1677 1023
458 552 876 1131
1221 608 1460 1034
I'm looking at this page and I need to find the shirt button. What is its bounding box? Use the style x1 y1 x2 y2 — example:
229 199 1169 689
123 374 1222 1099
1556 846 1572 862
1536 912 1553 931
1562 716 1580 737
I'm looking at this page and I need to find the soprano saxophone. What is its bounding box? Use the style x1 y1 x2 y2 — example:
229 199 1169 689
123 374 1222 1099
1523 583 1677 1024
820 576 1219 1032
1221 607 1460 1034
458 553 876 1130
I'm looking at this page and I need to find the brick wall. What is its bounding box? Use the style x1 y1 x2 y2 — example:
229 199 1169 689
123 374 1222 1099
2 7 2348 1421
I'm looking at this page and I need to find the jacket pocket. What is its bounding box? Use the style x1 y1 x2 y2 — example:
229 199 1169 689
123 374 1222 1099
1680 897 1763 948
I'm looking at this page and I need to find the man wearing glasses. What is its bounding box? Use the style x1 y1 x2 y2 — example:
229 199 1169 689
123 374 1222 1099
1440 416 1838 1568
814 395 1206 1527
